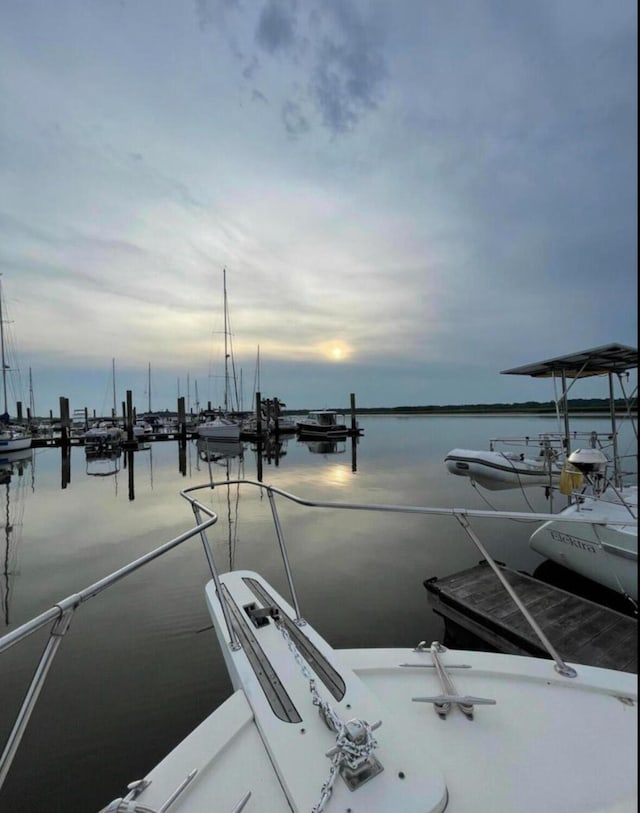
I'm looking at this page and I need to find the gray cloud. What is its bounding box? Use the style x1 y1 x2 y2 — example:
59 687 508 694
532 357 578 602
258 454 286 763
308 2 387 134
255 0 297 54
281 99 309 136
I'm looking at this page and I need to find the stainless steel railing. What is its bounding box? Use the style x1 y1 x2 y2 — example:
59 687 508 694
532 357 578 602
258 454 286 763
180 479 638 680
1 478 637 793
0 510 220 791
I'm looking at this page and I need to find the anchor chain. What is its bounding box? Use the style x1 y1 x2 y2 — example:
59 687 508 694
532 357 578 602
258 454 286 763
275 620 380 813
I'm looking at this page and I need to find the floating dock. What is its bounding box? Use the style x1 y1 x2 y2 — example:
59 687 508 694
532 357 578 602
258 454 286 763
424 562 637 673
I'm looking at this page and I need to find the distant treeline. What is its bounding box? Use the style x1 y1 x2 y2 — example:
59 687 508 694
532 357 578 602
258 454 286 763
344 398 635 415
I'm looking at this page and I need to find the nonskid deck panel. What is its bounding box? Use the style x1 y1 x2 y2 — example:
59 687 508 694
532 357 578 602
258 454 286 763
220 583 302 723
243 576 347 701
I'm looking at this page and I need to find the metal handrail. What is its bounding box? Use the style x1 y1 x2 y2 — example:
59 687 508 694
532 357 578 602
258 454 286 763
0 511 219 790
1 479 637 794
180 478 638 681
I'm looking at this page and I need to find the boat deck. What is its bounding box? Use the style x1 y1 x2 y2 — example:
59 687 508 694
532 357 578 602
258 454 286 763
425 563 637 673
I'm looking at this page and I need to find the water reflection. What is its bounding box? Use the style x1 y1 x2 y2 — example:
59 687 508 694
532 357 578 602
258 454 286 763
196 438 245 570
85 447 122 477
51 430 360 500
298 437 347 456
1 448 33 626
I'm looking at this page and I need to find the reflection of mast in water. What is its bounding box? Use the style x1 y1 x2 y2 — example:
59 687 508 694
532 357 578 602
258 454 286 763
1 449 32 627
223 454 243 571
196 438 244 570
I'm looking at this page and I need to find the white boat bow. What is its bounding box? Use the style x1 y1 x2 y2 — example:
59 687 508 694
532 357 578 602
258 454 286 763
1 480 636 812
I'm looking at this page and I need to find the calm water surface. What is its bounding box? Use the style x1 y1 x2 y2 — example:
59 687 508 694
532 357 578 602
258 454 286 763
0 414 631 812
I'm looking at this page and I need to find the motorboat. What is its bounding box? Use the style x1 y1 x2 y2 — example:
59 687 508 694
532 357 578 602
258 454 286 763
444 344 638 604
529 447 638 600
0 479 636 812
297 410 348 437
131 420 154 438
81 421 124 445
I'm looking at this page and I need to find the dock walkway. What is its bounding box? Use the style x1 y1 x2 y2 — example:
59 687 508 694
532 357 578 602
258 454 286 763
425 562 637 673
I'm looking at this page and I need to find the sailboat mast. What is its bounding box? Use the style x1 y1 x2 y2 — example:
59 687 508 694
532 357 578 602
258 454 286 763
223 268 229 413
112 358 116 419
29 368 35 417
0 278 7 415
148 363 152 413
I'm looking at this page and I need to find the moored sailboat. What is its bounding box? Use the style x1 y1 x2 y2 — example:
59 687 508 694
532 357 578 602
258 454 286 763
0 278 31 454
198 269 242 442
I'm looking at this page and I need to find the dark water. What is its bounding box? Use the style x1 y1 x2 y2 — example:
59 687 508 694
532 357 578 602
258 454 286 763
0 414 632 812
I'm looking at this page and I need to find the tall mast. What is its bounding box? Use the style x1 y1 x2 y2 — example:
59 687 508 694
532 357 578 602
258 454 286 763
0 277 7 415
29 367 36 417
223 267 229 413
148 363 152 413
112 358 117 419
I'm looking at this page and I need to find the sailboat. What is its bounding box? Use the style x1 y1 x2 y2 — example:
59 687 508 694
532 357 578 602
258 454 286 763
198 269 242 441
0 278 31 454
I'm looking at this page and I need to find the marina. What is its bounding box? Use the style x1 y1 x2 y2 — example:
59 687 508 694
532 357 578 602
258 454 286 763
0 413 636 812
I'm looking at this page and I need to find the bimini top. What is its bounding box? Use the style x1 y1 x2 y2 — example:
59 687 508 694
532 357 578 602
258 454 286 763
501 343 638 379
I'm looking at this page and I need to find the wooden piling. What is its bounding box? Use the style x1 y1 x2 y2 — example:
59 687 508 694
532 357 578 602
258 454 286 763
177 397 186 440
126 390 134 443
350 393 357 432
255 392 262 437
59 397 70 446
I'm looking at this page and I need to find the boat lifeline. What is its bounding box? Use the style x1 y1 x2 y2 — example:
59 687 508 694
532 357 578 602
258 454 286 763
0 479 636 812
445 343 638 603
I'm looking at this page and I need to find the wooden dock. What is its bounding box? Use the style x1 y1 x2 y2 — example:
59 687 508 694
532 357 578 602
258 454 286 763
424 562 637 673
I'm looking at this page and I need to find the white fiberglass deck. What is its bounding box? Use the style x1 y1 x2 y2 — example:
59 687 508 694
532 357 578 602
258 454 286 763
130 570 637 813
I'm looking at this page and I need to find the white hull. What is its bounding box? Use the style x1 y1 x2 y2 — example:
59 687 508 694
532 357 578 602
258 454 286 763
445 448 562 490
197 418 241 441
112 569 637 813
530 486 638 600
82 423 123 444
0 432 31 453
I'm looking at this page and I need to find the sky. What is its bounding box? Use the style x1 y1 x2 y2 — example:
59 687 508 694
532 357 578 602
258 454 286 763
1 0 637 417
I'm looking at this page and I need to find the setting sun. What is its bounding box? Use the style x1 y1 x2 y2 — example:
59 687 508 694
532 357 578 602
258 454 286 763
331 346 343 360
318 340 351 361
